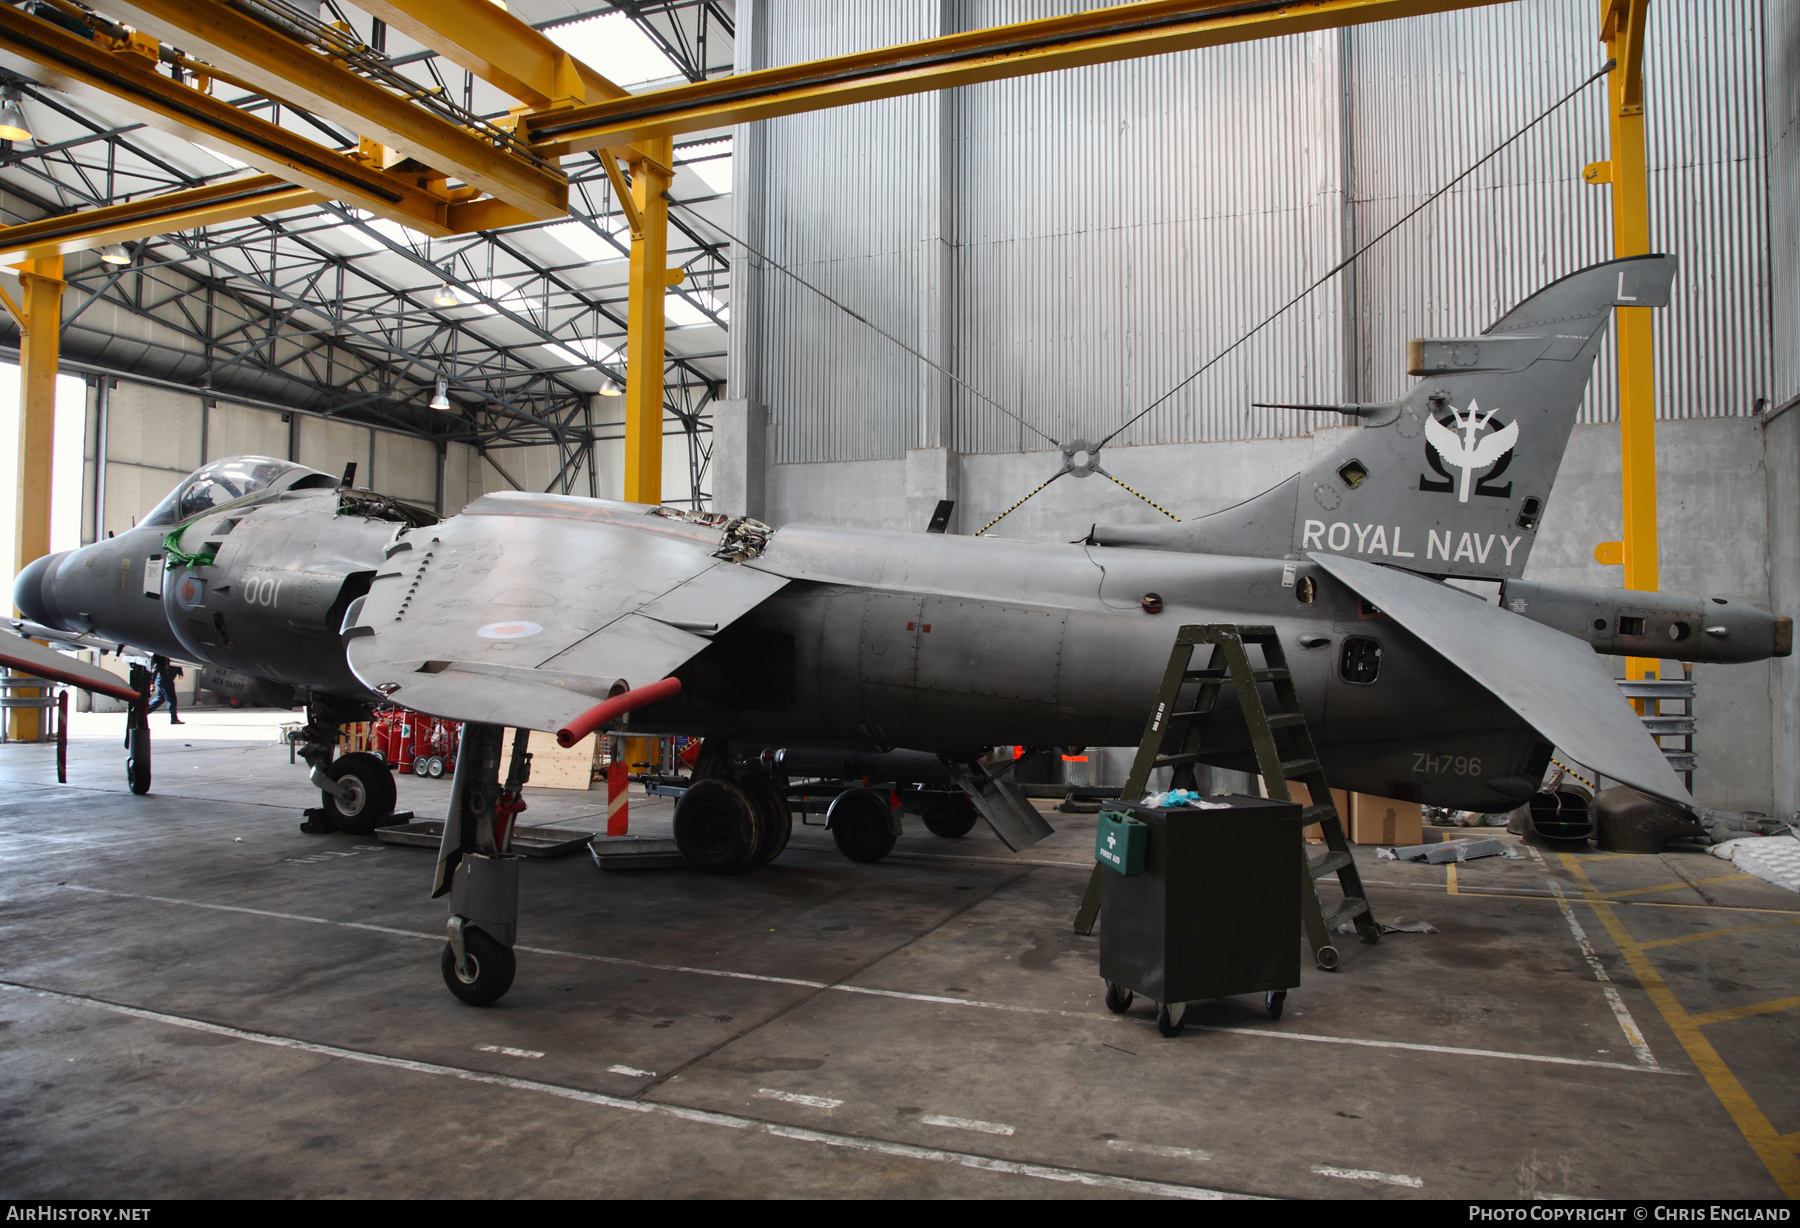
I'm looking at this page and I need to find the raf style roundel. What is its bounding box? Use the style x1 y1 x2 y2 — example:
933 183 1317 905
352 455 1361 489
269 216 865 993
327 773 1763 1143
173 572 207 612
476 620 544 640
1419 400 1519 502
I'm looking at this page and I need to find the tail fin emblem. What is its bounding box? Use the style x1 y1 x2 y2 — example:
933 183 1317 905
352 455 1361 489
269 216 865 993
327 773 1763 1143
1424 401 1519 502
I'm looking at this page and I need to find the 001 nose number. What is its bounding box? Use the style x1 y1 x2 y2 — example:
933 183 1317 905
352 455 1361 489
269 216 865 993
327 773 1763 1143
1413 752 1481 776
244 577 282 607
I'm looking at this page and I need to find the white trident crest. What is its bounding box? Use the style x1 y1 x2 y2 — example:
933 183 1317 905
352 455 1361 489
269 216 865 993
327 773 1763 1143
1424 400 1519 503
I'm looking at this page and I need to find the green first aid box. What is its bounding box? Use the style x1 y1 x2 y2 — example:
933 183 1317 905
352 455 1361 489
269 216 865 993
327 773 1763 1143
1095 808 1147 876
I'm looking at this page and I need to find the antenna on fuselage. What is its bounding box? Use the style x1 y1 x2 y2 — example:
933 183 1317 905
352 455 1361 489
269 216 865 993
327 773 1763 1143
339 462 357 490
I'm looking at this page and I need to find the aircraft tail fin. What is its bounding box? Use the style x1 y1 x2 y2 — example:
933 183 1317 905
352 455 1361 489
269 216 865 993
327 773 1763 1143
1094 255 1678 581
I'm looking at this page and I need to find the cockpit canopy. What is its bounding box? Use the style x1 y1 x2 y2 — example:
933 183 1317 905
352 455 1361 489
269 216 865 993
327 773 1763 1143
141 457 331 527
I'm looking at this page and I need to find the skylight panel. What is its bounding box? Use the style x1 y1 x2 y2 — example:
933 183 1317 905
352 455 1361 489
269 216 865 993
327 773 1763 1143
545 14 681 88
541 220 621 265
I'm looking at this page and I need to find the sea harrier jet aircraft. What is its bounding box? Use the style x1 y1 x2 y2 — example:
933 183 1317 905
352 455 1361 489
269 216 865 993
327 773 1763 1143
10 253 1785 1004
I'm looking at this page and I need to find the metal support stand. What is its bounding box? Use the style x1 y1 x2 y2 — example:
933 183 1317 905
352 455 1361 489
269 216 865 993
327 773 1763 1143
1073 624 1379 971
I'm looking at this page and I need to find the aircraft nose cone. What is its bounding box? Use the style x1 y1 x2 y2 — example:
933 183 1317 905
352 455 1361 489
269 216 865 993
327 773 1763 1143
11 551 68 630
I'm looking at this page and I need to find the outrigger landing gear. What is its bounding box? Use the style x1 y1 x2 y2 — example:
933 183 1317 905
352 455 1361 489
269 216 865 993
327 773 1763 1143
436 722 528 1006
124 663 151 795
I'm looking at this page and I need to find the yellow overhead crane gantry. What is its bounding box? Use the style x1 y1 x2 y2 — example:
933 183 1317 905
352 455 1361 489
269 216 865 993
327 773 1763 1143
4 0 1659 717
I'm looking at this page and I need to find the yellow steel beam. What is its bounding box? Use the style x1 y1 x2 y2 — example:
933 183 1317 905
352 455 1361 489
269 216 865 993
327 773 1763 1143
9 255 61 741
599 151 644 238
355 0 627 111
97 0 567 220
0 175 322 265
1601 0 1658 686
525 0 1507 154
0 6 474 235
622 139 673 505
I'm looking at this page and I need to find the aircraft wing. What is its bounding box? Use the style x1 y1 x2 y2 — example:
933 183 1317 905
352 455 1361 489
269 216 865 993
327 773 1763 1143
0 632 139 702
1309 552 1692 807
344 492 789 732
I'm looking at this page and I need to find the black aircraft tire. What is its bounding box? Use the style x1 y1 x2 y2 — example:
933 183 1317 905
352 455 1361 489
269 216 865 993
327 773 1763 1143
829 789 898 863
674 779 763 875
441 926 515 1006
739 774 793 867
323 752 397 835
125 728 151 795
921 797 979 839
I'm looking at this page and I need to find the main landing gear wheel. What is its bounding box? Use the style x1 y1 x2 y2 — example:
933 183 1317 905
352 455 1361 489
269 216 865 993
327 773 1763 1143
441 926 515 1006
1266 990 1287 1020
674 778 764 875
1104 981 1133 1014
738 773 793 866
125 727 151 795
1156 1001 1187 1038
921 796 979 838
321 751 396 835
828 788 898 863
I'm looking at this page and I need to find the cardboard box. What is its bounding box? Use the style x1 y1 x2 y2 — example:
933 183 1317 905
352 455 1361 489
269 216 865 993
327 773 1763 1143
1289 783 1352 843
497 728 602 791
1350 792 1423 846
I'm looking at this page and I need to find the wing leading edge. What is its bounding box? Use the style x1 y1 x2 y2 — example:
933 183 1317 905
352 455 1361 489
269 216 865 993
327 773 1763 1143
344 493 789 732
1309 552 1692 808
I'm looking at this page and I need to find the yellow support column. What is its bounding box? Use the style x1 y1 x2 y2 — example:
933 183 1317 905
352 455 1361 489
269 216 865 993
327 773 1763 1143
622 139 673 506
8 254 63 741
1603 0 1658 686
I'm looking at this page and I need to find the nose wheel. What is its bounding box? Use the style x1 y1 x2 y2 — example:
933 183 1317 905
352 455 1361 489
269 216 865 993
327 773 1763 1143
316 751 396 834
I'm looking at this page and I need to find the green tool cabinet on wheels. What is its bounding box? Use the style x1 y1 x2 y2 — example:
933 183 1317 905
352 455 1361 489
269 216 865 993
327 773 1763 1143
1098 795 1304 1036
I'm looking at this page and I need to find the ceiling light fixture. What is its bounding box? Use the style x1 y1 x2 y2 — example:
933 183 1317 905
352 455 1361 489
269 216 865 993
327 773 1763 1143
98 243 130 265
599 375 623 397
0 88 32 142
429 376 451 410
432 274 460 307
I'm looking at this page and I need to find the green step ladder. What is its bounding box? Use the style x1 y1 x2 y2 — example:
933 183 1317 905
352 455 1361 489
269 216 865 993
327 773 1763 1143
1073 623 1380 970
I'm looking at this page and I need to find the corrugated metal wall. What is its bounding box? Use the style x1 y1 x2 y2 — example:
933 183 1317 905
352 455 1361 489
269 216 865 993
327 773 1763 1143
953 3 1348 452
757 0 945 463
1351 0 1770 422
741 0 1777 461
1768 0 1800 407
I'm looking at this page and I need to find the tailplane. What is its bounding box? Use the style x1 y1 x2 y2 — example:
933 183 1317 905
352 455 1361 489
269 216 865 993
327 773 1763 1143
1093 254 1677 581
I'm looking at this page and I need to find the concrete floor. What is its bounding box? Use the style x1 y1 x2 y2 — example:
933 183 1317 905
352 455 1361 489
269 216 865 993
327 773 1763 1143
1 718 1797 1199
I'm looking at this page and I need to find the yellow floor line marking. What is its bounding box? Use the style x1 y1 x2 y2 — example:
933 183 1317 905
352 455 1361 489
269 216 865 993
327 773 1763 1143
1639 917 1800 950
1599 874 1753 900
1446 863 1459 895
1371 880 1800 916
1689 996 1800 1028
1559 853 1800 1197
1580 853 1646 862
1611 900 1800 916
